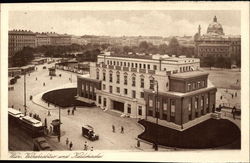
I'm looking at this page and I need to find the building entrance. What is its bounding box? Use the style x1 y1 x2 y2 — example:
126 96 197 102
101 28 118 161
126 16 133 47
112 100 124 112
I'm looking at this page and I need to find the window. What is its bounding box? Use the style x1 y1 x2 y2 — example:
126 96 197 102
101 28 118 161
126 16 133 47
132 90 136 98
103 98 107 107
170 100 175 116
149 99 153 107
138 106 142 115
139 64 142 69
202 81 205 87
109 72 113 82
140 78 144 88
198 82 201 88
124 88 128 95
116 87 120 93
127 104 131 113
109 86 113 93
163 101 167 111
96 71 99 80
143 64 146 69
149 79 154 90
98 96 102 104
128 62 130 67
188 83 192 91
132 76 136 87
206 96 209 105
103 72 106 81
124 62 126 66
153 65 157 70
132 63 134 68
116 74 120 84
140 92 144 98
193 82 196 89
135 63 138 68
147 64 150 70
124 74 128 85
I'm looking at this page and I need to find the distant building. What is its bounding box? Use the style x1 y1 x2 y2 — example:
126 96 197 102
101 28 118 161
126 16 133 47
76 53 217 130
35 33 50 47
194 16 241 62
8 30 36 56
47 33 72 46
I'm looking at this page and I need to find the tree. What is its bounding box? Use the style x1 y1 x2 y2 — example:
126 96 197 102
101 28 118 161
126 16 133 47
203 56 215 69
11 47 35 67
168 37 180 56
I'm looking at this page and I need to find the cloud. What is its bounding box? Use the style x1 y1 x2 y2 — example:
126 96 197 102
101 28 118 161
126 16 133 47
9 11 241 37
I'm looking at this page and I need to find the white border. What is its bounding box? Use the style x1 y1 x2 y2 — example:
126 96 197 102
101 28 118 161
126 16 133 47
1 2 249 162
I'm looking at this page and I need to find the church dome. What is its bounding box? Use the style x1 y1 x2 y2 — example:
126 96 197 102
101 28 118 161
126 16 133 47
207 16 224 35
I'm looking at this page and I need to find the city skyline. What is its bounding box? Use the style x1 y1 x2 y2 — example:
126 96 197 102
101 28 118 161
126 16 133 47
9 10 241 37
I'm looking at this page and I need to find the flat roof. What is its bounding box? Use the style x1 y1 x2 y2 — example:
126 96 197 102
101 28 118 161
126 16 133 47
170 71 209 79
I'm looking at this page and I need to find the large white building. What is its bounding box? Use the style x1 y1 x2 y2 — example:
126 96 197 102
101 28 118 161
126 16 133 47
77 52 216 130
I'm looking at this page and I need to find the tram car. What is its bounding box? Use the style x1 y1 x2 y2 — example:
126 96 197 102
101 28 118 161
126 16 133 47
8 107 24 125
8 108 45 138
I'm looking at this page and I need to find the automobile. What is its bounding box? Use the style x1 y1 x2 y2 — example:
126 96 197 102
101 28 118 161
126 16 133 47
43 66 47 69
10 78 17 85
33 137 52 151
14 75 21 79
82 125 99 141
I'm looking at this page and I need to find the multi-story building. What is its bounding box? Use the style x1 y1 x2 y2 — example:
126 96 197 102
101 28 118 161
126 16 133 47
194 16 241 61
47 32 72 46
36 33 50 47
8 30 36 56
76 52 217 130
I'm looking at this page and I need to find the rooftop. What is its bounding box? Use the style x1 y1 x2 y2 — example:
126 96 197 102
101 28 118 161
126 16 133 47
170 71 209 79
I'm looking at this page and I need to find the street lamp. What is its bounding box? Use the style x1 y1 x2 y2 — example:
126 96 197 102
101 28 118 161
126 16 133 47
24 72 27 115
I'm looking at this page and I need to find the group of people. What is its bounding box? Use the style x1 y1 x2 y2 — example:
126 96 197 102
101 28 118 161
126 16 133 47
83 141 94 151
65 138 73 150
67 106 76 115
112 125 124 133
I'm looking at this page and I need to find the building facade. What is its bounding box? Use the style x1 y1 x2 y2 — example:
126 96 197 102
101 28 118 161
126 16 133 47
194 16 241 62
36 34 50 47
8 30 36 56
77 53 217 130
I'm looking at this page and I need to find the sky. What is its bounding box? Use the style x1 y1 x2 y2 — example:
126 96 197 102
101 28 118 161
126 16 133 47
9 10 241 37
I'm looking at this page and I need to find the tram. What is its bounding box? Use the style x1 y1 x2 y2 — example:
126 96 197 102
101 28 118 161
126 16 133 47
8 108 45 138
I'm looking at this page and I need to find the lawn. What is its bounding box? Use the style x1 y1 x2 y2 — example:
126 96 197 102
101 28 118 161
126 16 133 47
42 88 95 108
138 118 240 149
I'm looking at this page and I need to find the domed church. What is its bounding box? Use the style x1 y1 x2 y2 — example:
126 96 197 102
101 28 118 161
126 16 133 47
194 16 241 66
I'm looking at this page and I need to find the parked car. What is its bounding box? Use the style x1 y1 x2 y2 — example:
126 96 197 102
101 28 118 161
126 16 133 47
82 125 99 141
43 66 46 69
33 137 52 151
10 78 17 85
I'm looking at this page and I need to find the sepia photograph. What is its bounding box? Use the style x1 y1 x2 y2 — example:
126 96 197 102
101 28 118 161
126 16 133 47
0 2 249 162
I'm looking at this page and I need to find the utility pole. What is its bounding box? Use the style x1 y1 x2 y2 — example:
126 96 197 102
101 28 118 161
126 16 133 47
59 106 61 138
24 73 27 112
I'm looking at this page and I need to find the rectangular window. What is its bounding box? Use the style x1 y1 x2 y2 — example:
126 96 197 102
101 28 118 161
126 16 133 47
103 72 106 81
116 87 120 93
139 64 142 69
132 63 134 68
132 76 136 87
193 82 196 89
149 80 154 90
140 78 144 88
143 64 146 69
138 106 142 115
96 71 99 80
147 64 150 70
103 98 107 107
127 104 131 113
149 99 153 107
116 74 120 84
170 100 175 116
124 88 128 95
153 65 157 70
128 62 130 67
202 81 205 87
109 86 113 93
140 92 144 98
135 63 138 68
132 90 136 98
188 83 192 91
98 96 102 104
109 73 113 82
124 62 126 66
163 101 167 111
124 76 128 85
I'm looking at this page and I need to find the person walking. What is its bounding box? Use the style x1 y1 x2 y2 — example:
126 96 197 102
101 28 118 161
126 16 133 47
112 125 115 133
67 109 70 115
69 142 73 150
235 92 237 97
48 102 50 107
43 82 45 86
137 140 140 148
121 126 124 133
232 94 234 99
72 109 74 115
36 77 37 81
48 111 51 116
84 141 88 151
66 138 69 146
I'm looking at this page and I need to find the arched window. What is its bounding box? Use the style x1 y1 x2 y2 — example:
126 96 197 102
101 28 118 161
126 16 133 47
109 70 113 83
116 71 120 84
140 74 145 88
132 73 136 87
124 72 128 85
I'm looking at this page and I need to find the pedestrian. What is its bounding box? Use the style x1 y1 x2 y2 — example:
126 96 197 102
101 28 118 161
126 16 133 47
232 94 234 99
67 109 70 115
48 111 51 116
84 141 88 150
66 138 69 146
48 102 50 107
19 108 21 111
121 126 124 133
90 147 93 151
29 112 32 117
69 142 73 150
43 82 45 86
73 106 76 111
235 92 237 97
50 126 52 134
112 125 115 133
57 135 60 142
137 140 140 148
36 77 37 81
12 105 14 108
220 96 222 100
72 109 74 115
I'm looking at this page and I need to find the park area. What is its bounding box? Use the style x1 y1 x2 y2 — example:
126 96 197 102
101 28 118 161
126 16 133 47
138 118 241 149
42 88 94 107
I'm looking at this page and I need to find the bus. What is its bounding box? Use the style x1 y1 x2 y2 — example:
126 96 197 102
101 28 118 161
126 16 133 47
8 108 24 125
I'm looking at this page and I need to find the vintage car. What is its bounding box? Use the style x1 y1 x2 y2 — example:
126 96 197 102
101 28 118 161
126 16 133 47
33 137 52 151
82 125 99 141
